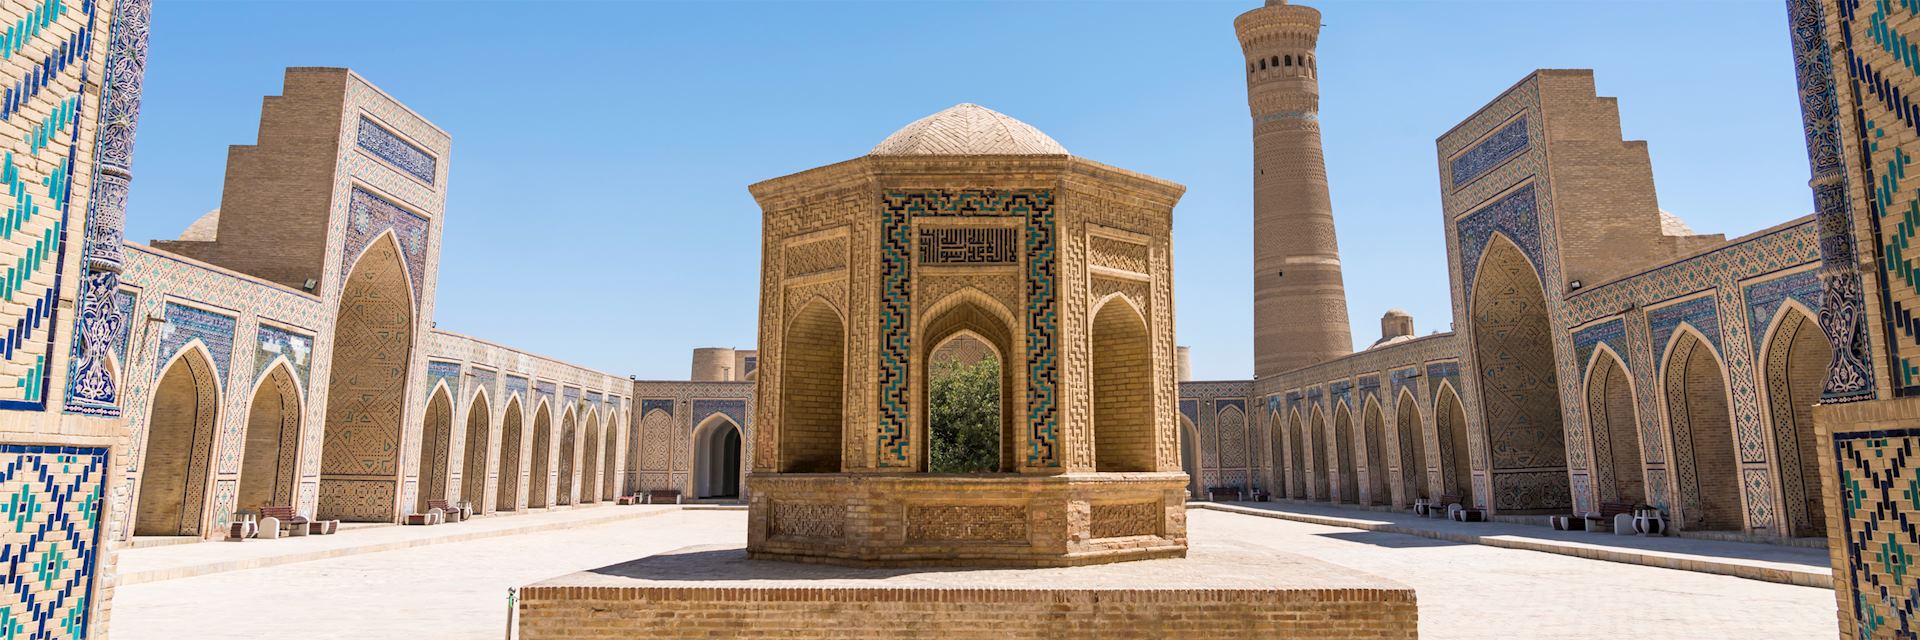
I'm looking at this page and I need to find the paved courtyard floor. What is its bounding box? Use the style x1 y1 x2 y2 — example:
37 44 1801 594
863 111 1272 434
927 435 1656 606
109 508 1837 639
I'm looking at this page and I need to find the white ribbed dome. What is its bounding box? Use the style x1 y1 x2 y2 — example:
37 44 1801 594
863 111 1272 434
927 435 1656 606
871 103 1067 156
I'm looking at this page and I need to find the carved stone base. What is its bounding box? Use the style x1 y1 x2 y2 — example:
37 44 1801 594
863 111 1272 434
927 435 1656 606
746 472 1188 568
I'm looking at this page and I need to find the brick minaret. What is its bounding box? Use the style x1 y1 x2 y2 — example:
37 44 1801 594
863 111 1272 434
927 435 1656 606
1237 0 1351 377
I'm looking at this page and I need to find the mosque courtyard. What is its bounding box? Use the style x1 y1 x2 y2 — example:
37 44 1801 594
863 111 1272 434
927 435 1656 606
106 505 1834 639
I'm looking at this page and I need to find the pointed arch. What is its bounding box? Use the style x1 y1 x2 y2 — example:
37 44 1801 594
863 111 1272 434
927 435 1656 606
1286 408 1306 499
1660 324 1741 531
320 232 416 522
1267 406 1286 498
1583 344 1645 507
237 359 302 514
1091 294 1155 472
1758 300 1828 537
1435 380 1472 502
601 408 619 501
1470 233 1569 513
1333 401 1358 504
496 395 524 511
416 383 454 514
781 297 846 473
918 287 1019 472
1394 388 1429 504
1309 405 1330 500
528 401 554 508
693 413 743 499
557 406 578 506
581 410 602 504
1178 413 1201 499
135 344 222 537
460 388 492 512
1361 396 1389 506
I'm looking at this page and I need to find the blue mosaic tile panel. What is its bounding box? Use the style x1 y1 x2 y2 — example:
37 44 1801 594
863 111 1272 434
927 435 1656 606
878 189 1057 467
1647 295 1722 359
155 302 234 381
1329 379 1353 412
425 360 459 401
62 286 133 417
503 374 527 402
1284 390 1302 414
1573 319 1628 381
691 399 745 429
1451 116 1529 188
1744 269 1823 355
1356 375 1380 406
1178 398 1197 426
561 386 579 411
465 368 496 403
253 324 312 392
639 399 672 417
534 381 555 411
1426 361 1461 399
1457 184 1544 300
1389 367 1419 403
355 116 435 185
342 186 428 306
0 0 99 410
0 444 106 639
1834 428 1920 637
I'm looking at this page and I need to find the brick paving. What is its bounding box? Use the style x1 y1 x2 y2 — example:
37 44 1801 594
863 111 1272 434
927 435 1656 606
108 508 1836 639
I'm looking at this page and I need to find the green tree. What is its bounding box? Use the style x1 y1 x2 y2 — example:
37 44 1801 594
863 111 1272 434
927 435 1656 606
928 357 1001 473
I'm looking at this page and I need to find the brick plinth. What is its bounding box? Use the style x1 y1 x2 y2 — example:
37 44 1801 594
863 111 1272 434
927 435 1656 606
519 542 1417 639
746 472 1188 567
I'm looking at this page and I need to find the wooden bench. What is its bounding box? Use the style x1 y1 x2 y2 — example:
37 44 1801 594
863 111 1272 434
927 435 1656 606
616 495 642 505
645 489 682 505
428 499 469 523
258 505 336 537
1206 486 1245 502
1583 501 1638 532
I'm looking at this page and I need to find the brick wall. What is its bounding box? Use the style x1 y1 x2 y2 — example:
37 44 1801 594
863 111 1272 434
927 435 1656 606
1092 301 1153 472
520 586 1416 639
779 303 843 472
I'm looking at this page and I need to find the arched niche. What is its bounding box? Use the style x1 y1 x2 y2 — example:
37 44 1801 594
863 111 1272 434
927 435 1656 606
780 299 846 473
1091 296 1155 473
135 346 222 537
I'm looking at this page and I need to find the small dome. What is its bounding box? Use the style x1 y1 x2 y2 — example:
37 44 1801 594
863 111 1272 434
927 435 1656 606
1657 209 1696 236
179 209 220 241
1384 308 1411 318
871 103 1067 157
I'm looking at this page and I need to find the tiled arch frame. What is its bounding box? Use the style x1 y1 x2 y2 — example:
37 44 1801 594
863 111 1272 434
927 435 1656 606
1655 322 1746 532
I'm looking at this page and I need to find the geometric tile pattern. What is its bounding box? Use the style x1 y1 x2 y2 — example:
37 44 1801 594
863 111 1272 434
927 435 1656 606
425 359 458 402
877 189 1056 468
0 444 106 640
0 0 96 410
1828 0 1920 398
1647 295 1721 360
1456 184 1543 302
1834 428 1920 638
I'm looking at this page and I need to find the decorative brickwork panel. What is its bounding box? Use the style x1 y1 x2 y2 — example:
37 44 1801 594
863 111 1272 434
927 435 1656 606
905 504 1026 542
1834 428 1920 637
0 444 106 640
1089 501 1159 538
769 502 844 539
1087 234 1149 274
355 116 435 185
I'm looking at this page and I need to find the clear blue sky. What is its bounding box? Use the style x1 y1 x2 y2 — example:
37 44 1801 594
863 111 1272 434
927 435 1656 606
125 1 1810 381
